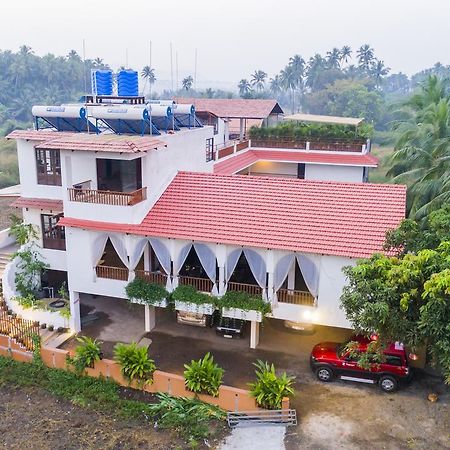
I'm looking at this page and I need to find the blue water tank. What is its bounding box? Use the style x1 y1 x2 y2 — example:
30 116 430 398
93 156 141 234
91 70 113 95
117 70 139 97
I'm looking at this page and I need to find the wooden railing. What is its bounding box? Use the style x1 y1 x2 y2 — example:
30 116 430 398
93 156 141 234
135 270 168 287
277 289 315 306
178 276 213 293
68 187 147 206
227 282 263 297
95 265 129 281
0 307 40 352
251 138 365 153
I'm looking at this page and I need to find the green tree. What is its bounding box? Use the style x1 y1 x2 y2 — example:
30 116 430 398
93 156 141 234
181 75 194 91
357 44 375 71
341 240 450 383
141 66 156 96
388 76 450 217
238 79 252 97
251 70 267 91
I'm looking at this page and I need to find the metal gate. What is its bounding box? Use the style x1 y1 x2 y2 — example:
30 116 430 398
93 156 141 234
227 409 297 428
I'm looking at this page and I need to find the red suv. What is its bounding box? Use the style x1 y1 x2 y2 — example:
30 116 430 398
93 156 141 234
310 336 412 392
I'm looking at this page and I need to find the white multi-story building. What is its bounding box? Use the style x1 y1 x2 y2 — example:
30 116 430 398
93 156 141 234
2 99 406 348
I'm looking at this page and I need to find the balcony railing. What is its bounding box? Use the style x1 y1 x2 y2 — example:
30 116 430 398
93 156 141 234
178 276 213 293
95 265 129 281
227 282 263 297
251 138 366 153
135 270 168 287
68 187 147 206
277 288 315 306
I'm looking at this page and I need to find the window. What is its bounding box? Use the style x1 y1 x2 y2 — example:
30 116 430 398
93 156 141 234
41 214 65 250
36 149 62 186
297 163 306 179
205 138 214 162
385 355 403 367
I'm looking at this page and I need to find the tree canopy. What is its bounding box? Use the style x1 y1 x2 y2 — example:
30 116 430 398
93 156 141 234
341 206 450 383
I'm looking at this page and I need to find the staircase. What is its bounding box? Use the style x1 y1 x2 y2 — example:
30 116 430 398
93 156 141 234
0 252 11 280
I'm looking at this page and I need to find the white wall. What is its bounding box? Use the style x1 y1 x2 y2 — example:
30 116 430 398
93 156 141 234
271 254 355 329
22 208 67 271
248 161 298 177
17 140 63 200
305 164 364 183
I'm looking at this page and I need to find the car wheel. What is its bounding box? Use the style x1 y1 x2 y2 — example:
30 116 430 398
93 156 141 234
379 375 398 393
316 366 334 382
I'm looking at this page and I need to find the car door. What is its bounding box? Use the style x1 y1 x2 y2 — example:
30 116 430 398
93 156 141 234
340 351 374 380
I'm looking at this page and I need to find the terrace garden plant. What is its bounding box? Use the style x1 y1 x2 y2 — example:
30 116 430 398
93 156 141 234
249 360 295 410
113 342 156 386
184 352 224 397
67 336 102 375
215 291 271 314
249 121 373 140
171 285 212 306
125 277 168 306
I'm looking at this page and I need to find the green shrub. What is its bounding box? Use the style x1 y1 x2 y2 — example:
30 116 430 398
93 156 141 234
184 352 224 397
147 392 226 441
125 277 168 305
249 360 295 409
171 285 212 306
113 342 156 385
14 293 37 309
67 336 102 375
215 291 271 314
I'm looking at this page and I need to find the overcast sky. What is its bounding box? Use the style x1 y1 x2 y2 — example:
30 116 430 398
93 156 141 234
2 0 449 86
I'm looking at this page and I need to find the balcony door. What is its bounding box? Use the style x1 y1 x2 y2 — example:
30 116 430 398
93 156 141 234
96 158 142 193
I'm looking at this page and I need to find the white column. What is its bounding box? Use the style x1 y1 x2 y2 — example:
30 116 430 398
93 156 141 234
143 243 150 271
250 321 260 349
216 244 227 296
69 290 81 333
145 305 156 332
266 250 274 303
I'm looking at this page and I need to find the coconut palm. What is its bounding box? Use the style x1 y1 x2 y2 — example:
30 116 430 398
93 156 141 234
370 59 390 88
182 75 194 91
141 66 156 95
388 76 450 217
269 74 282 94
280 65 298 112
238 79 252 97
326 48 341 69
251 70 267 91
340 46 352 64
67 50 81 62
357 44 374 71
306 54 327 91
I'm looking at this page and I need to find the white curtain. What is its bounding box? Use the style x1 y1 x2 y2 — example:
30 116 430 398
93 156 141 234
127 237 148 271
273 254 295 304
243 248 267 296
194 243 218 295
149 238 172 275
296 253 321 298
174 244 192 276
91 234 108 281
225 248 242 282
109 234 130 268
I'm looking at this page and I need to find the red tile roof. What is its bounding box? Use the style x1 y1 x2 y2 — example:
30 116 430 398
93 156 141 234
6 130 77 141
11 197 63 211
175 98 283 119
34 134 165 153
7 130 165 153
59 172 406 258
214 149 379 174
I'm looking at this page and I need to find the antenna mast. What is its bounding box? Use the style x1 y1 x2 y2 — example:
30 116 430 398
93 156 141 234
170 42 174 93
194 48 197 90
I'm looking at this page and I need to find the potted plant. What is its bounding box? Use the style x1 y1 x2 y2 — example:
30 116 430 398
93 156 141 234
249 360 295 410
216 291 271 322
125 277 169 308
184 352 224 397
113 342 156 386
172 285 215 315
67 336 102 375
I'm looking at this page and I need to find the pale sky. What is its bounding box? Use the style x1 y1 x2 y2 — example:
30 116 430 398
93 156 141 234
1 0 449 88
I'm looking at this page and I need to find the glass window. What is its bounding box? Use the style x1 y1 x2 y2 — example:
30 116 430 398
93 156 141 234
36 149 62 186
205 138 214 162
385 355 403 366
41 214 65 250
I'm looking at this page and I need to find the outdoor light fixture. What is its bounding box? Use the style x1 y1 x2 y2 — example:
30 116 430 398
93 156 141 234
409 353 419 361
370 333 379 341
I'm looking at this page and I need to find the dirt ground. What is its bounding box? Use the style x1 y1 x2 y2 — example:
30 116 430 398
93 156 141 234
0 384 226 450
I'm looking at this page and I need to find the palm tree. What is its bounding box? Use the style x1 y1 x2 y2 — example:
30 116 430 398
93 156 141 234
141 66 156 95
182 75 194 91
340 46 352 64
370 59 390 88
326 48 341 69
357 44 374 71
306 54 327 91
18 45 33 56
251 70 267 91
238 79 252 97
92 57 104 68
388 76 450 217
67 50 81 62
280 65 298 112
269 74 282 94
